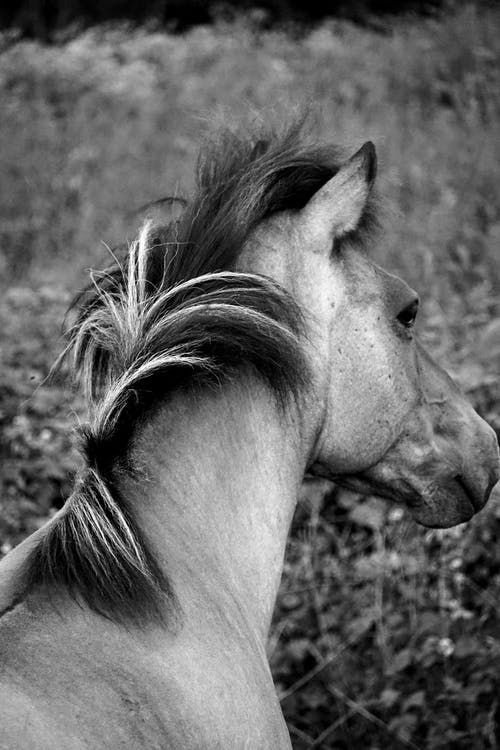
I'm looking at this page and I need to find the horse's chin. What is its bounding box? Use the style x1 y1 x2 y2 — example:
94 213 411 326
330 471 479 529
314 466 483 529
407 479 476 529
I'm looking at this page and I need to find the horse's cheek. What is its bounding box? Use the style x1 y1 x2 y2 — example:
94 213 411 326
321 334 411 471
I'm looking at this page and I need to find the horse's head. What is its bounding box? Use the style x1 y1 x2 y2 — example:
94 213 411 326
245 142 499 528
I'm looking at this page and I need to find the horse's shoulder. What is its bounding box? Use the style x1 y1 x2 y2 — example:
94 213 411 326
0 682 85 750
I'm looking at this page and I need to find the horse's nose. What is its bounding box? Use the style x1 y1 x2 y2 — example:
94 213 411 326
485 428 500 494
462 422 500 513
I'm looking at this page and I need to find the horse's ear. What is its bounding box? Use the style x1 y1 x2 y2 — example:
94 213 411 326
301 141 376 244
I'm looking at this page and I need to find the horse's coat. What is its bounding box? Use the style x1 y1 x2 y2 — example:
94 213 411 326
1 120 498 749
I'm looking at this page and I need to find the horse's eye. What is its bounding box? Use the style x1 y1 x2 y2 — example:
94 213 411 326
397 298 419 328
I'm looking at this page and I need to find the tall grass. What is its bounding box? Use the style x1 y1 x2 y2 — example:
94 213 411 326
1 5 500 747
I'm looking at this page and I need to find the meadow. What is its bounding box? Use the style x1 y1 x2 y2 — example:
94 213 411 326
1 4 500 747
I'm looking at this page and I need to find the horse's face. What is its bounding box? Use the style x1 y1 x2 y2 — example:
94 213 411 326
252 143 499 528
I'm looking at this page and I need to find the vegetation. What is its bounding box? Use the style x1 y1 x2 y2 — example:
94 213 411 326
1 5 500 747
0 0 457 40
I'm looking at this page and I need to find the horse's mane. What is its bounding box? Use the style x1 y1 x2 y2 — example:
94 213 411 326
19 117 378 625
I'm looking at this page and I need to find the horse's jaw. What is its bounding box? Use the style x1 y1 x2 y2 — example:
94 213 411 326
310 413 500 529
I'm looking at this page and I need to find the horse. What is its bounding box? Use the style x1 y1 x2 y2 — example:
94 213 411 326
1 119 498 749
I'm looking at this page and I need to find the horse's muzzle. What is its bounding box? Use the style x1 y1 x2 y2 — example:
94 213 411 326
402 421 500 528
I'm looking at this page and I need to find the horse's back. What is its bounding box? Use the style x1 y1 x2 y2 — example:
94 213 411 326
0 681 84 750
0 593 164 748
0 545 291 750
0 531 171 747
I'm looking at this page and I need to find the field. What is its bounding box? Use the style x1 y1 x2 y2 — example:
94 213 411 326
1 5 500 747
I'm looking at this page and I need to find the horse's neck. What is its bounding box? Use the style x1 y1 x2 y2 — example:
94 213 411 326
129 377 306 644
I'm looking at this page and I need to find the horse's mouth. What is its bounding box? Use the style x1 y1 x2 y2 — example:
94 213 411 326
408 475 477 528
315 461 496 529
410 469 499 528
334 472 482 529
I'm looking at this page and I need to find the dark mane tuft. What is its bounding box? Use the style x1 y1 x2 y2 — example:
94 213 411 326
21 117 379 625
22 468 174 626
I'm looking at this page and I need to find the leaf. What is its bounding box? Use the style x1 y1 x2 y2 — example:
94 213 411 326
380 688 400 707
387 649 412 675
349 498 386 530
286 638 310 663
388 713 417 742
402 690 426 711
478 319 500 361
453 636 477 659
346 610 376 640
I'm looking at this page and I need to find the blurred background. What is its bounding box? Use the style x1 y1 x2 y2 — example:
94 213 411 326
1 1 499 747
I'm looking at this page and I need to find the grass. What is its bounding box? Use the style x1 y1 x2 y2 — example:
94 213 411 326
1 5 500 747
